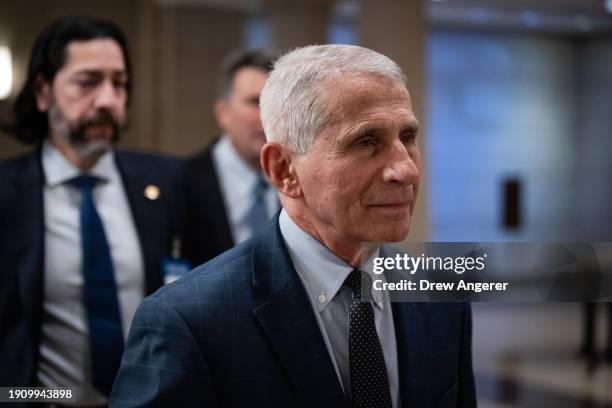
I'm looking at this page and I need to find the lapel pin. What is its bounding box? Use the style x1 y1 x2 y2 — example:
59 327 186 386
144 185 160 200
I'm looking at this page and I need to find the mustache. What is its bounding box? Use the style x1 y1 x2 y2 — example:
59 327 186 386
70 110 121 143
80 109 118 128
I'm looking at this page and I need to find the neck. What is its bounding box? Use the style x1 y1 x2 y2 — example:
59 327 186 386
245 156 261 173
284 201 364 268
226 136 262 172
49 137 99 171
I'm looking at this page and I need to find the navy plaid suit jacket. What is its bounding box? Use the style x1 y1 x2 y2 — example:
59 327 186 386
110 216 476 408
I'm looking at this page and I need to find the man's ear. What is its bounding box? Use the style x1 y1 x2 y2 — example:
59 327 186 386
214 99 228 130
34 75 51 112
260 142 302 199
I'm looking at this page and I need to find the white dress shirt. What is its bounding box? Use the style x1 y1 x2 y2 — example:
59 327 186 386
212 135 279 244
279 210 400 407
38 141 145 406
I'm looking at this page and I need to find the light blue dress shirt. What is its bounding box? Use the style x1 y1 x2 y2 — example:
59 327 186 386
212 135 279 244
279 210 400 407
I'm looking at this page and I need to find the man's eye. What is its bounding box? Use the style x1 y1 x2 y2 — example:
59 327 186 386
76 79 98 88
247 97 260 106
355 137 377 147
113 80 127 90
400 130 416 144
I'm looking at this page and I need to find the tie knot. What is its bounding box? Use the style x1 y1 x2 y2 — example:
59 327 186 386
345 269 372 300
68 174 99 192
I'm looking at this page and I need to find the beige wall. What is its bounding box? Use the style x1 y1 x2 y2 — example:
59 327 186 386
154 4 245 156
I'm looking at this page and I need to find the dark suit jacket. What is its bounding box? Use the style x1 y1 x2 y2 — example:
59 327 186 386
183 140 234 267
0 148 186 392
110 216 476 408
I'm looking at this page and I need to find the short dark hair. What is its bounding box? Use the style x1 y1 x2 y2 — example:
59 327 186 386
217 48 278 98
4 15 132 144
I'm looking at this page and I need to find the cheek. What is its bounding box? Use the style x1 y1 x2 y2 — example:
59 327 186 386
56 101 83 123
115 96 127 117
309 165 363 212
300 163 336 206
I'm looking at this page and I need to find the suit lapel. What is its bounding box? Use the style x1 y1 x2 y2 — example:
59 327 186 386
15 152 45 348
252 220 348 408
200 144 233 249
391 301 424 407
114 151 164 294
382 246 430 407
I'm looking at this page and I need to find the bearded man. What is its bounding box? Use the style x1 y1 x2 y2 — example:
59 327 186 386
0 16 185 407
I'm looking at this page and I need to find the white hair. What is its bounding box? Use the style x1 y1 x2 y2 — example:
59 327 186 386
259 44 407 154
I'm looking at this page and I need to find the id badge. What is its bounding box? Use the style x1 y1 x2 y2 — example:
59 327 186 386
162 257 192 285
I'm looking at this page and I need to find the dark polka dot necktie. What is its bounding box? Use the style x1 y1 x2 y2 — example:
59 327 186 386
345 269 392 408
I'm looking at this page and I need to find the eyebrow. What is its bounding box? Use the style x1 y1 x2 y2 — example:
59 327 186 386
400 118 420 133
72 69 127 78
345 118 420 141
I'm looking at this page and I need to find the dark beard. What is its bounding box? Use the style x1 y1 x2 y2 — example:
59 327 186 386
69 109 121 145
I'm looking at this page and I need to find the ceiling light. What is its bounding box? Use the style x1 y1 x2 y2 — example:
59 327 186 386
0 46 13 100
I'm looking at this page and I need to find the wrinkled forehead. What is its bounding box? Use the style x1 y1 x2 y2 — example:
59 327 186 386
324 73 414 123
61 39 126 75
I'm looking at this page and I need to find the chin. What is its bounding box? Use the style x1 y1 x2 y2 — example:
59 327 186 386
381 228 410 243
74 140 113 161
364 221 410 243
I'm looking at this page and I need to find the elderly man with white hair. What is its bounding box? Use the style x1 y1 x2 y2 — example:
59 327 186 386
111 44 476 408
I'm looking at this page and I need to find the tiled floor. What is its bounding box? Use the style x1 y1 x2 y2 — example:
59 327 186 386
472 303 612 407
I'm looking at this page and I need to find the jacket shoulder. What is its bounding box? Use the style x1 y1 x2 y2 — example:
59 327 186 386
0 150 37 172
185 136 225 176
149 238 255 306
0 150 38 190
115 148 182 171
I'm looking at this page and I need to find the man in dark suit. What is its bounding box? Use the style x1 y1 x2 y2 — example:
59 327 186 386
184 49 279 267
112 45 476 407
0 16 185 406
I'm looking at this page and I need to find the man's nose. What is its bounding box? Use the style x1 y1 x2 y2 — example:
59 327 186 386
254 109 264 131
94 80 120 109
382 139 420 184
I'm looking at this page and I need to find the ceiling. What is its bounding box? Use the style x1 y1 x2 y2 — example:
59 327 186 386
428 0 612 34
156 0 612 35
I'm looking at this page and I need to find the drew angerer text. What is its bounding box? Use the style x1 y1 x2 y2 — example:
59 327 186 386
371 254 509 294
373 279 508 293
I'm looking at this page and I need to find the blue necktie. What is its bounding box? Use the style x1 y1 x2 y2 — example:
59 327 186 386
247 177 270 235
69 175 123 397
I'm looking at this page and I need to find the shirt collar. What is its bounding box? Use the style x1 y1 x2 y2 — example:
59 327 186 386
213 135 270 199
278 210 384 312
42 139 117 187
